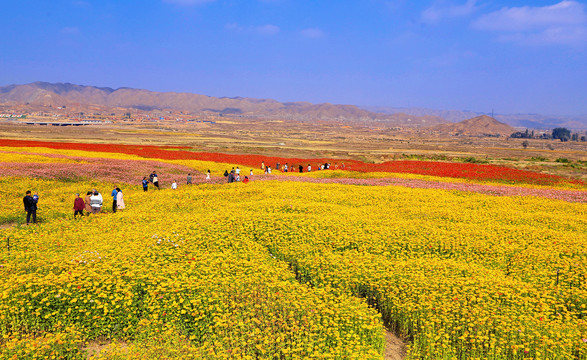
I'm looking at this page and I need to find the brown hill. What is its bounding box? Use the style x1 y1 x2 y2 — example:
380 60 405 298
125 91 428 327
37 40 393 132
428 115 516 136
0 82 445 126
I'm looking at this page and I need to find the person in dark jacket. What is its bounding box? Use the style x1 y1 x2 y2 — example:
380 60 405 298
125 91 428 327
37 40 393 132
23 190 38 224
73 193 85 219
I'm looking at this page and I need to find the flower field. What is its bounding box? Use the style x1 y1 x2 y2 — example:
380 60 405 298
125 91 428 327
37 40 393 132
0 140 586 359
1 139 584 187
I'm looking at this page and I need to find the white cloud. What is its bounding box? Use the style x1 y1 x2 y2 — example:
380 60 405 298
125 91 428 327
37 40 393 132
163 0 216 5
421 0 478 24
300 28 325 39
473 1 587 46
473 1 586 31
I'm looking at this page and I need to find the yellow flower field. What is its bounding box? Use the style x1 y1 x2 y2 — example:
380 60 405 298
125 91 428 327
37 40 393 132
0 145 586 359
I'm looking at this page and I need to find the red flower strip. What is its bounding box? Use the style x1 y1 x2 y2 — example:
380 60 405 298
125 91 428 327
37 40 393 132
0 139 582 187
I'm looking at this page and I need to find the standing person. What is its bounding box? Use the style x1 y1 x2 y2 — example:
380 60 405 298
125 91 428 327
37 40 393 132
116 188 125 210
307 164 312 172
142 177 149 192
206 170 211 181
227 170 235 183
249 169 253 176
151 171 160 190
89 190 103 214
187 173 192 185
299 165 303 173
284 163 288 172
236 167 240 176
171 180 177 190
261 161 265 171
84 191 92 214
73 193 85 219
111 187 118 213
23 190 38 224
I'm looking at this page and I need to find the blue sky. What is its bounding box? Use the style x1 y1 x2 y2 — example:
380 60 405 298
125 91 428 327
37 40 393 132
1 0 586 115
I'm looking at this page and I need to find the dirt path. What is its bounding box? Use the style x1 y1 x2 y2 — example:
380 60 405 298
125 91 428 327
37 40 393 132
0 222 16 229
384 330 407 360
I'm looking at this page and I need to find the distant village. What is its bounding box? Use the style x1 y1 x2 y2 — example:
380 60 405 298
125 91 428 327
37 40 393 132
0 103 222 127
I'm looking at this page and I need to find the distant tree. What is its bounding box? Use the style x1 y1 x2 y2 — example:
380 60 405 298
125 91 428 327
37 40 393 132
571 133 579 141
552 127 571 142
510 131 524 138
581 136 586 142
511 129 533 139
522 140 529 149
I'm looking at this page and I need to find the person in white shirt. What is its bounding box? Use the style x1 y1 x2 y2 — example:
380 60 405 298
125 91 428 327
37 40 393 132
171 180 177 190
89 190 103 214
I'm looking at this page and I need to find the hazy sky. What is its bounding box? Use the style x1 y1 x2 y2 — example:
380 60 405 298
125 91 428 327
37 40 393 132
1 0 586 115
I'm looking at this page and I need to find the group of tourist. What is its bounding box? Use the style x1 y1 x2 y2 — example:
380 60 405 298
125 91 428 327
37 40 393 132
260 161 344 174
223 167 250 183
23 187 126 224
141 170 214 191
24 161 349 224
75 187 125 217
142 171 161 191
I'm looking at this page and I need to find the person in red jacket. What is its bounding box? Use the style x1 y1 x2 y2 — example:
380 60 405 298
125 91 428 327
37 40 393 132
73 193 85 219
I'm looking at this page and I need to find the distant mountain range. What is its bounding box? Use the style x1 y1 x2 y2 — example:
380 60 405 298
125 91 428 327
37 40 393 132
0 82 444 126
365 106 587 131
1 82 585 130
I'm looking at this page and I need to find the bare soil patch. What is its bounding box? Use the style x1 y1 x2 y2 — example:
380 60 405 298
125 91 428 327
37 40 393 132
0 222 16 229
84 340 128 359
384 330 407 360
